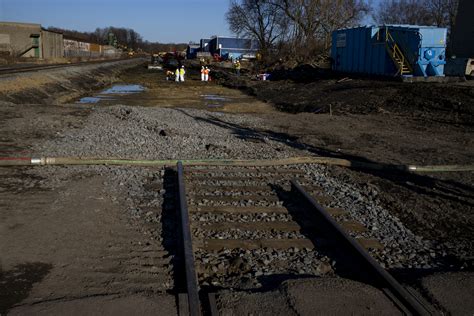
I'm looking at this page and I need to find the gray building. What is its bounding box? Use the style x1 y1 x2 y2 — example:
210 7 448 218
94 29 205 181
0 21 41 58
41 28 64 59
0 21 64 59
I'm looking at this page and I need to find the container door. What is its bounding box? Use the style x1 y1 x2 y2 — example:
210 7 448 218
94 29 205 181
32 35 40 58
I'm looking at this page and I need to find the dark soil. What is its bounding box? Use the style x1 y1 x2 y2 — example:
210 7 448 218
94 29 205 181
215 65 474 126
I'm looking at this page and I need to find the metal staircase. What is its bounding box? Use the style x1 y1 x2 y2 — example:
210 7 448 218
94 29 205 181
16 35 40 58
385 28 412 76
16 44 39 57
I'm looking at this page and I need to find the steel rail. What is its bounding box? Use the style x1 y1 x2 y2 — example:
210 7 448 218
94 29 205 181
177 161 201 316
0 57 138 75
291 179 431 316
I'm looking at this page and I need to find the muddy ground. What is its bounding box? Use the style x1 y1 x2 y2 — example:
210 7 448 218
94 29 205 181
0 60 473 314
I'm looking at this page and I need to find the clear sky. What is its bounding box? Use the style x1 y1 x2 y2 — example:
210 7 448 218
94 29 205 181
0 0 231 43
0 0 382 43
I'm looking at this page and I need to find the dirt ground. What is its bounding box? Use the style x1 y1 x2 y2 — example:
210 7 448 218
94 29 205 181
0 61 473 314
218 277 402 315
96 64 274 113
1 166 176 315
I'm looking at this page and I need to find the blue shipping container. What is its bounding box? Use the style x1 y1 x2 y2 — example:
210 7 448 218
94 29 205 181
331 25 447 77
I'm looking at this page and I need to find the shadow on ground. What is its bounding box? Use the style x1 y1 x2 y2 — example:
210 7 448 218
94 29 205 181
0 262 53 314
160 167 187 310
175 108 473 208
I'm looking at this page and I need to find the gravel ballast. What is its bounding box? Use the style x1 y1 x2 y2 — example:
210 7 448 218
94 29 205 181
35 106 302 159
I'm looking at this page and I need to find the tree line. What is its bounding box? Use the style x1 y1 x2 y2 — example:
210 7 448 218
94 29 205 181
226 0 459 62
376 0 457 30
47 26 187 53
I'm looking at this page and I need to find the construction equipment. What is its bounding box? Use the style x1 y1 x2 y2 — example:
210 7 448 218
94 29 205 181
148 53 163 70
161 52 181 68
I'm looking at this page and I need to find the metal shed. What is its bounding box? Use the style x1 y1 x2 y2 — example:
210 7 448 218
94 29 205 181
331 25 447 77
208 36 259 59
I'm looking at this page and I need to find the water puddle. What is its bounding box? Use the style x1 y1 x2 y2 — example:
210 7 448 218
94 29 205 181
201 94 230 108
77 84 145 104
102 84 145 94
201 94 230 102
77 97 101 104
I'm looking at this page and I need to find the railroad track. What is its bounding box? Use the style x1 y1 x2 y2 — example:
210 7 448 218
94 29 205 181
186 166 373 284
0 57 137 75
172 162 432 315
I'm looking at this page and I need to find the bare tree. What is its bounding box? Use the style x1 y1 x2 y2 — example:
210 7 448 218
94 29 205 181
48 26 182 53
270 0 370 47
425 0 458 31
226 0 288 57
375 0 458 29
375 0 428 25
225 0 370 61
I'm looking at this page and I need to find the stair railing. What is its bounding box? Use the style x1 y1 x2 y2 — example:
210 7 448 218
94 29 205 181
15 40 39 57
385 27 413 75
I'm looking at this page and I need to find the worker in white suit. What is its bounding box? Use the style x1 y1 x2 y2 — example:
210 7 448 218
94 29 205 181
175 68 180 82
204 67 210 82
201 66 205 81
179 66 186 82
